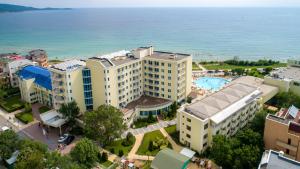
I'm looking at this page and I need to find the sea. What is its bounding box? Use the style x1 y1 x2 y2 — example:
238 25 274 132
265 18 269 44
0 8 300 61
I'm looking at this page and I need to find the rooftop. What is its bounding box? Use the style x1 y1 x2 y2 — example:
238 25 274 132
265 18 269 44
0 53 24 63
125 95 172 110
90 50 137 67
18 65 52 90
151 148 190 169
50 59 86 71
145 51 191 61
184 83 259 120
259 150 300 169
268 67 300 81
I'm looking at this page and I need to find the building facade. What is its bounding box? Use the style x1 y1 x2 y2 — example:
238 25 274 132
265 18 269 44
264 105 300 161
177 83 262 153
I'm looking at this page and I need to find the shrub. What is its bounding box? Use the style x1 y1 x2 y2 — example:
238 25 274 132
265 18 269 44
101 152 108 161
109 148 114 154
15 112 33 124
118 150 124 157
187 97 192 103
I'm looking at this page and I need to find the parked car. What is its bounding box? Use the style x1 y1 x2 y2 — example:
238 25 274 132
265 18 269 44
1 126 10 132
58 134 75 145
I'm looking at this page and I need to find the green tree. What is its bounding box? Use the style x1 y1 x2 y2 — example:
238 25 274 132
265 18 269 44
45 151 81 169
147 112 155 123
118 149 124 157
84 105 126 145
101 152 108 162
168 102 178 118
70 138 99 168
0 130 20 159
24 103 32 113
209 135 233 169
235 128 263 151
15 147 45 169
18 139 47 154
59 101 80 127
249 109 269 134
232 145 260 169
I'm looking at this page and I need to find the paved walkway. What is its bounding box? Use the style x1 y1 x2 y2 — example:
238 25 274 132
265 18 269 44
127 134 155 161
159 128 183 153
122 119 176 138
198 63 207 71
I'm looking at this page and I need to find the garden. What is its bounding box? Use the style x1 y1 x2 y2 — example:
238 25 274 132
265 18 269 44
136 130 171 156
0 95 25 112
38 106 51 114
164 125 180 145
104 132 136 157
14 103 34 124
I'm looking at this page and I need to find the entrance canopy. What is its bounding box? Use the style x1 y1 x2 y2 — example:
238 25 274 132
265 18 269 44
40 109 66 128
180 148 196 159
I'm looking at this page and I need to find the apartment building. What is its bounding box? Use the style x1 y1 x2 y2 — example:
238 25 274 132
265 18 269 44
177 83 262 153
258 150 300 169
264 105 300 161
49 60 87 112
86 46 192 119
18 65 53 107
26 49 48 67
0 54 34 87
264 60 300 96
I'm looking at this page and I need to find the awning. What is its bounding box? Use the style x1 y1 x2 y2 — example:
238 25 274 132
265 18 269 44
40 109 67 128
180 148 196 159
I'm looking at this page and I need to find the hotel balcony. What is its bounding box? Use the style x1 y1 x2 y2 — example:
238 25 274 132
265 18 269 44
54 88 65 95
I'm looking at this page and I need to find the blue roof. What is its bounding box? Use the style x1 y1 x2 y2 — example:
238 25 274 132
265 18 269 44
18 65 52 90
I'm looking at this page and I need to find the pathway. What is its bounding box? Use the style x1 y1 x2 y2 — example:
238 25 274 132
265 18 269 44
198 63 207 71
159 128 183 153
127 134 155 161
122 119 176 138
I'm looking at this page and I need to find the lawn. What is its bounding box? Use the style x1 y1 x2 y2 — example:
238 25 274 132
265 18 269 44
99 160 113 168
15 112 34 124
192 62 202 71
132 118 157 129
202 63 287 70
164 125 180 145
0 95 25 112
136 130 168 156
39 106 51 114
104 137 136 156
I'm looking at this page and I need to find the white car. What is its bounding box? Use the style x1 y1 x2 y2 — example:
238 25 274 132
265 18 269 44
1 126 10 132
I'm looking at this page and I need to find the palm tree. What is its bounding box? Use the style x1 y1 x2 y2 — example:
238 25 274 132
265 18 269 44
59 101 80 128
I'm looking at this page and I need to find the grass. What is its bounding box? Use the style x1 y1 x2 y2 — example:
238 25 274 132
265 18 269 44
38 106 51 114
0 95 25 112
99 160 113 168
104 137 136 156
192 62 202 71
136 130 167 156
202 62 287 70
15 112 34 124
132 118 157 129
164 125 180 145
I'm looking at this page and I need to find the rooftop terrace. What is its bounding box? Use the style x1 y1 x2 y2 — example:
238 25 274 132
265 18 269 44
146 51 191 61
50 59 86 71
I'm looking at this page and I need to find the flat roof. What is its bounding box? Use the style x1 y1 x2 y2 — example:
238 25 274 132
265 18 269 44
151 148 190 169
184 83 259 120
51 59 86 71
90 50 138 67
268 67 300 81
125 95 172 110
259 150 300 169
145 51 191 61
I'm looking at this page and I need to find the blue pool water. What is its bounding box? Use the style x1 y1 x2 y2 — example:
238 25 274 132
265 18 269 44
194 77 230 92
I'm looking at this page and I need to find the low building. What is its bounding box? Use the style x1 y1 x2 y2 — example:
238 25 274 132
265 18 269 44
264 60 300 96
264 105 300 161
151 148 191 169
0 53 34 87
258 150 300 169
18 65 53 107
177 83 262 153
26 49 48 67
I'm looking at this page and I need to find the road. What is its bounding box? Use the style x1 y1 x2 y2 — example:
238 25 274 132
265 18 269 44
0 113 29 139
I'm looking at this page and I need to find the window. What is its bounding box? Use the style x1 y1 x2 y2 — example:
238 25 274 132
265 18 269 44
186 134 191 138
204 123 208 129
186 126 191 131
203 142 207 147
187 118 191 122
204 134 208 139
168 63 171 67
168 70 171 73
288 138 291 145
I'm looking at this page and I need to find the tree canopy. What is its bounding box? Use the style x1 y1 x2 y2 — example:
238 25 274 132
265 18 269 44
0 130 20 159
59 101 80 127
84 105 126 145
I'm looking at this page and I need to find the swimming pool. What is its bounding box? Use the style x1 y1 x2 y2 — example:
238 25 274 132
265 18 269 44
194 77 230 92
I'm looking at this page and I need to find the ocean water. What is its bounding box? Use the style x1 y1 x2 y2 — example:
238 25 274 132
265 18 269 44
0 8 300 61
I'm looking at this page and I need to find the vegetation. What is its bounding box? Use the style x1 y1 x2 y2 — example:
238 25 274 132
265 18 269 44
201 59 286 70
104 133 136 157
187 96 192 103
38 106 51 114
84 105 126 146
0 87 20 99
0 130 20 159
164 125 180 144
205 109 270 169
59 101 80 127
137 130 170 156
0 95 25 112
133 113 157 128
192 62 201 70
268 91 300 108
45 152 81 169
15 103 33 124
70 138 99 169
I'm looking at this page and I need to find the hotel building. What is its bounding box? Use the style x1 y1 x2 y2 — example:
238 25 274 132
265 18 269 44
264 60 300 96
0 54 34 87
18 65 53 107
86 46 192 119
264 105 300 161
177 83 262 153
26 49 49 67
49 60 87 112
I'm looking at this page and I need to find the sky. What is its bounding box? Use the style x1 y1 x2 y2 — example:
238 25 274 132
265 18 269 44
0 0 300 8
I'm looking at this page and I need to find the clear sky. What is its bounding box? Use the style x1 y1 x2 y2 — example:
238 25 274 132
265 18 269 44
0 0 300 8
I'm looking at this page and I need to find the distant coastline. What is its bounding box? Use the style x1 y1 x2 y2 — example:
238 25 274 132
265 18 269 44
0 4 71 13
